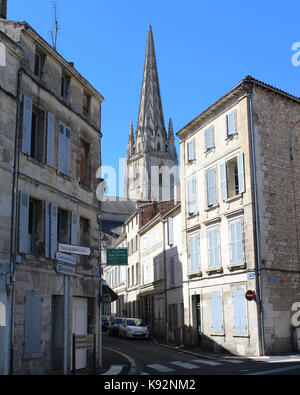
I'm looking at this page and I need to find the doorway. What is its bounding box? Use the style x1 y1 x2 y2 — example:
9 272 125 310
72 297 88 370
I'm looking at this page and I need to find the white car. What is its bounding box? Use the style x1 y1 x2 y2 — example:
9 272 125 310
119 318 149 339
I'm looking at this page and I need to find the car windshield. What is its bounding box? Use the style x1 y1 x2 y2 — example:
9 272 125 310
126 319 144 326
114 318 122 324
126 320 136 326
134 319 144 326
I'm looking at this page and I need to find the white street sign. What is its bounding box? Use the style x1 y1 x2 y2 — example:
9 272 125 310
58 243 91 256
56 252 77 265
56 263 76 276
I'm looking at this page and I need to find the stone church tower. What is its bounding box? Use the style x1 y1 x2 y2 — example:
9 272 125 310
124 26 179 201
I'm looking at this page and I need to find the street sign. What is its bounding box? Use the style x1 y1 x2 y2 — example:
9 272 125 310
106 249 128 266
56 263 76 276
58 243 91 256
56 251 77 265
245 290 256 301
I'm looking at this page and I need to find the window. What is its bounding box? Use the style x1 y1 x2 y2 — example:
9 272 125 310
187 178 197 214
187 139 195 161
159 173 163 201
232 289 247 334
83 93 91 117
226 110 237 136
58 208 70 244
210 291 223 333
188 233 200 273
58 121 71 176
205 126 214 150
208 227 220 268
168 304 178 331
24 291 42 355
220 153 245 200
169 257 175 286
34 51 44 78
206 167 217 207
229 219 244 265
170 173 175 199
157 142 161 151
79 139 91 187
61 72 70 99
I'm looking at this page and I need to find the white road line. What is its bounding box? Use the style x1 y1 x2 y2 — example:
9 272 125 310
267 358 300 364
220 358 243 364
102 365 125 375
147 363 175 372
245 364 300 375
191 358 222 366
170 361 199 369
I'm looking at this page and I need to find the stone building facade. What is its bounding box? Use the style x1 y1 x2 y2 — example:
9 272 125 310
177 75 300 356
0 17 104 374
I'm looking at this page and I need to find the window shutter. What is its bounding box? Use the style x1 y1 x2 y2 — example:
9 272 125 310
46 112 55 167
57 122 65 173
24 291 42 355
187 178 197 214
19 191 29 253
71 212 78 245
230 220 243 264
208 227 220 268
232 289 247 334
205 127 214 150
65 127 71 177
237 153 245 194
168 217 174 246
45 201 51 258
21 95 33 155
206 168 216 206
187 140 195 161
210 291 223 333
227 111 237 136
220 162 228 201
50 204 58 259
189 233 200 273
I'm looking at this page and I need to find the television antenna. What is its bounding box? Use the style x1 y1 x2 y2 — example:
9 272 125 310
50 1 59 50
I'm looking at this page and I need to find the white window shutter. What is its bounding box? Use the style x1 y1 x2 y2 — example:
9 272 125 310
187 140 195 161
19 191 29 253
206 168 216 206
208 227 220 268
237 153 245 194
22 95 33 155
46 112 55 167
57 122 65 173
168 217 174 245
220 162 228 201
205 127 214 150
188 178 197 214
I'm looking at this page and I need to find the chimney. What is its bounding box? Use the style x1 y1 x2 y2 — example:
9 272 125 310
0 0 7 19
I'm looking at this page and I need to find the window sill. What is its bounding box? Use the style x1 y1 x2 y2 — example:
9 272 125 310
225 132 238 142
227 263 246 271
206 267 223 275
23 353 44 360
188 271 202 279
79 183 92 192
225 194 243 204
186 211 198 219
204 147 215 154
233 333 250 338
210 332 225 337
204 203 219 212
187 159 196 165
56 171 71 181
26 155 46 168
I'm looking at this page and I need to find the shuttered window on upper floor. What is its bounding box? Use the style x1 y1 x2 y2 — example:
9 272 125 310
188 233 200 273
57 121 71 177
187 139 195 162
187 178 197 215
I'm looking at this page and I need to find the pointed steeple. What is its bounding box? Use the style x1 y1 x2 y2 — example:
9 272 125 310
168 118 176 158
127 121 135 156
137 25 166 141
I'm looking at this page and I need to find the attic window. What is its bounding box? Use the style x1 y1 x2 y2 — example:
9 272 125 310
83 93 91 117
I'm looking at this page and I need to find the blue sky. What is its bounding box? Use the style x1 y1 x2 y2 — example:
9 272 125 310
9 0 300 195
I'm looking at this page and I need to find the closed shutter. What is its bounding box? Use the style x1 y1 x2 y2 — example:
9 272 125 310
189 233 200 273
57 122 65 173
65 127 71 177
208 227 220 268
230 220 243 264
45 201 51 258
168 217 174 245
206 167 216 206
46 112 55 167
205 127 214 150
237 153 245 194
220 162 228 201
232 289 247 334
210 291 223 333
227 111 237 135
187 140 195 161
21 95 33 155
19 191 29 253
71 212 78 245
50 204 58 259
187 178 197 214
24 291 42 355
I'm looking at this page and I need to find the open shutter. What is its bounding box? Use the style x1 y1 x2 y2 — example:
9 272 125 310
232 289 247 334
188 178 197 214
50 203 58 259
220 162 228 201
21 95 33 155
208 227 220 268
19 191 29 253
57 122 65 173
206 168 216 206
237 153 245 194
189 233 200 273
45 201 51 258
24 291 42 355
187 139 195 161
65 127 71 177
71 212 78 245
168 217 174 246
46 112 55 167
210 291 223 333
205 127 214 150
230 220 243 264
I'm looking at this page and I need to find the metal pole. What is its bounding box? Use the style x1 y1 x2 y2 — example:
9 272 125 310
63 275 69 375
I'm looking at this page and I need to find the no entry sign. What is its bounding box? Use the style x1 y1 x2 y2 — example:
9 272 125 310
245 290 256 301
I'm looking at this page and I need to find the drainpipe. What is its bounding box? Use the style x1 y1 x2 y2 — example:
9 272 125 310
162 218 168 344
9 60 24 374
244 81 265 356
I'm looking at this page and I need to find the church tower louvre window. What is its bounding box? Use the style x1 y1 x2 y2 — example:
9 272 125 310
124 26 179 202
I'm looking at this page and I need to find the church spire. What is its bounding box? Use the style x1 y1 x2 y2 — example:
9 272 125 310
137 25 166 141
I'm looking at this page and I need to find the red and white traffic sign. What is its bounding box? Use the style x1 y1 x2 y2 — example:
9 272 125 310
245 290 256 301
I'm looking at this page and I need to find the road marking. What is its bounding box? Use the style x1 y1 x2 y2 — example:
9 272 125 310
219 358 243 364
267 358 300 363
103 346 137 375
245 364 300 375
191 358 222 366
147 363 175 372
170 361 199 369
102 365 125 375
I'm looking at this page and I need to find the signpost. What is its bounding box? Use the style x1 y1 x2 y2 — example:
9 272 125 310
106 248 128 266
56 263 76 276
56 251 77 265
245 290 256 301
58 243 91 256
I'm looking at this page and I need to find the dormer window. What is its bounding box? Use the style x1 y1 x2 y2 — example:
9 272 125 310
34 51 44 78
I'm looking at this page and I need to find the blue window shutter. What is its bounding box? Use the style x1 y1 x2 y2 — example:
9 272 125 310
208 227 220 268
206 168 216 206
21 95 33 155
57 122 65 173
45 201 51 258
210 291 223 333
19 191 29 253
189 233 200 272
71 212 78 245
168 217 174 246
230 220 243 264
227 111 237 136
220 162 228 201
237 153 245 194
24 291 42 355
50 203 58 259
188 178 197 214
187 140 195 161
65 127 71 176
46 112 55 167
205 127 214 150
232 289 247 334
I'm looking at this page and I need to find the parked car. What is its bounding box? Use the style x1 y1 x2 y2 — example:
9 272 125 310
108 317 123 336
101 316 109 332
119 318 149 339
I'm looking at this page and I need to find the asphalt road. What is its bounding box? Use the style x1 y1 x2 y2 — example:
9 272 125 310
102 331 300 376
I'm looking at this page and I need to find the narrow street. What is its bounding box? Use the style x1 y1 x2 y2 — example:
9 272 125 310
102 332 300 376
